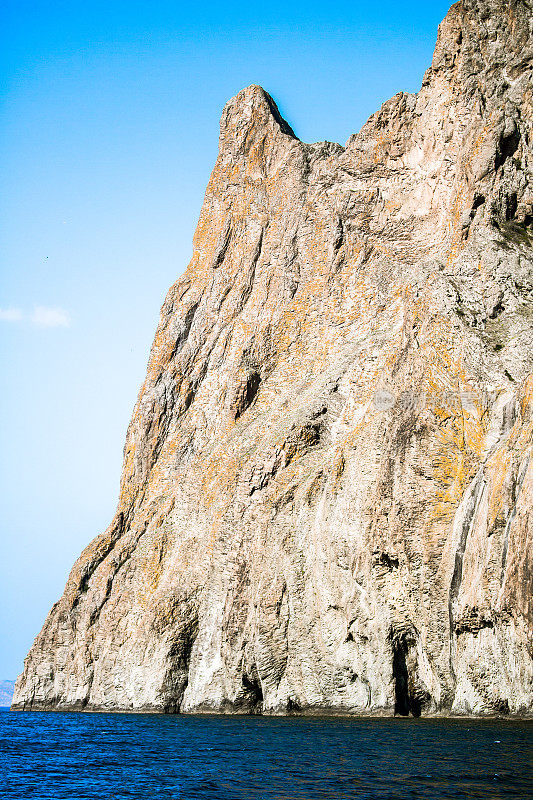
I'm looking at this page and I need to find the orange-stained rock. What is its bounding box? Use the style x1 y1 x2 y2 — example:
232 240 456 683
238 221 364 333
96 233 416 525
13 0 533 716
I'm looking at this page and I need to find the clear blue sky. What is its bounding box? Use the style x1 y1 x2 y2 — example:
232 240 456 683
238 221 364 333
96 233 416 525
0 0 451 679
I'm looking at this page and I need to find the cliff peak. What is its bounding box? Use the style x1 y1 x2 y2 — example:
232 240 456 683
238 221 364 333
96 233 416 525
218 84 298 154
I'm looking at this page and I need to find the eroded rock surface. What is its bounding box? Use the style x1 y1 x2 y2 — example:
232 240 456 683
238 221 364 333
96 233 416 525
14 0 533 716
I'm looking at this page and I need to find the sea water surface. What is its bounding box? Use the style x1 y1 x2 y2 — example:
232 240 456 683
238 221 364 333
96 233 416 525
1 708 532 799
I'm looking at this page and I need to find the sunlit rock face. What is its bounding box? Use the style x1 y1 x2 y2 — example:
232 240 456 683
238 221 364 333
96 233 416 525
13 0 533 717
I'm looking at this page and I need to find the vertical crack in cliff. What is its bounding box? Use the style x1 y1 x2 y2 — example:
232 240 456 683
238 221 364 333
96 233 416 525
71 510 129 609
169 300 200 360
213 221 232 268
448 470 487 676
500 454 530 585
87 523 150 627
234 226 265 314
234 372 262 420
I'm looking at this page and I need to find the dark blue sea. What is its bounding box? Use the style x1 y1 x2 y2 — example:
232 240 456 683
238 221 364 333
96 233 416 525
1 709 532 799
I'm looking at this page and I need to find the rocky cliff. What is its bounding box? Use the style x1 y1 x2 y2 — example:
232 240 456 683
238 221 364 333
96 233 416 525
13 0 533 716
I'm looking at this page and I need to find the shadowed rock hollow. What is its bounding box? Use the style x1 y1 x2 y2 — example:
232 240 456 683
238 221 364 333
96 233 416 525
14 0 533 716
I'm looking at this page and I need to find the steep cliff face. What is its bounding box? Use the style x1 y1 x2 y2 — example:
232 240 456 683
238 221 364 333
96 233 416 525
14 0 533 716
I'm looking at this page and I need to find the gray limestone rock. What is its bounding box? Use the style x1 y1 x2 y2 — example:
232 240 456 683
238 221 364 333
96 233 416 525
13 0 533 717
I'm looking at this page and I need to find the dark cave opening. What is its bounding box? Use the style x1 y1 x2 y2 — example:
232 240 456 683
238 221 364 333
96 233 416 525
392 640 410 716
392 637 422 717
505 192 518 222
242 672 263 709
495 126 520 170
472 193 485 212
244 372 261 409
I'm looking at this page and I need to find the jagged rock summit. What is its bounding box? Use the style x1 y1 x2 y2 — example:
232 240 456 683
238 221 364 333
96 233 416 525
14 0 533 716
